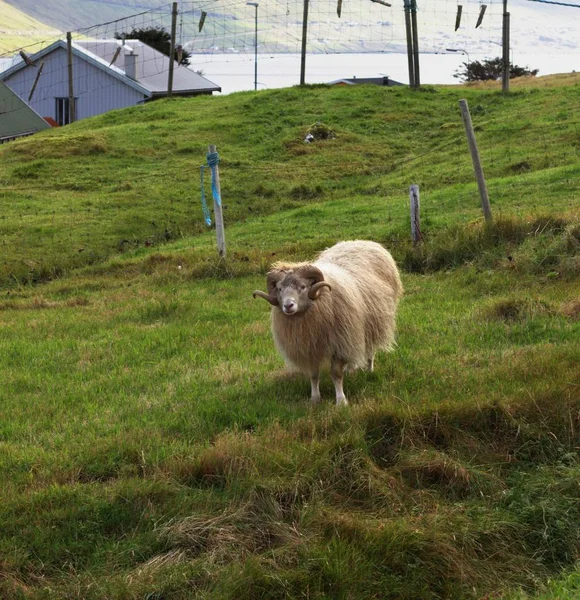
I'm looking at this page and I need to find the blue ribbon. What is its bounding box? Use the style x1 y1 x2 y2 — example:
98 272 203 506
200 151 221 227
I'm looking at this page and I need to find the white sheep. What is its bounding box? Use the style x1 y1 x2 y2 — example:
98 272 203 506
253 240 403 405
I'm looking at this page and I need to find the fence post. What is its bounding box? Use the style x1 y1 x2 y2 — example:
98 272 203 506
208 144 226 258
168 2 178 97
66 32 76 123
28 61 45 102
300 0 309 85
502 0 510 95
404 0 415 88
459 99 492 222
410 0 420 88
410 184 422 244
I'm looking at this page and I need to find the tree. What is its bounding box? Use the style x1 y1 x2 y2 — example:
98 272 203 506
114 27 191 66
454 57 539 83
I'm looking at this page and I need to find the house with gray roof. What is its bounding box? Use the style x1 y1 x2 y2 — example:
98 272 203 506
0 39 220 125
0 80 50 143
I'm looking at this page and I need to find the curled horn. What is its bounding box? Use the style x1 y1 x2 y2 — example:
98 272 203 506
309 281 331 299
252 268 284 306
253 290 279 305
295 265 330 300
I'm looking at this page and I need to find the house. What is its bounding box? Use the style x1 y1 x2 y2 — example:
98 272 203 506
328 76 405 87
0 39 221 126
0 80 50 143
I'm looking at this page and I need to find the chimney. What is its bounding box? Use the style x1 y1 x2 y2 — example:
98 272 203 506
124 50 139 80
382 75 390 86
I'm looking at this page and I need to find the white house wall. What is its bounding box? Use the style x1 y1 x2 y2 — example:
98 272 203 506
4 46 146 121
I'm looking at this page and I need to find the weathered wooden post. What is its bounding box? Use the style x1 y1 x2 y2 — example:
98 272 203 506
168 2 178 97
459 99 492 222
66 32 76 123
300 0 309 85
208 144 226 258
28 61 45 102
410 184 422 244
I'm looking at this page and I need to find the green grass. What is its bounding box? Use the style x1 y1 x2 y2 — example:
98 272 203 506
0 80 579 599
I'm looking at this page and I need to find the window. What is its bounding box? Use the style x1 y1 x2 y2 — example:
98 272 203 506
55 97 77 125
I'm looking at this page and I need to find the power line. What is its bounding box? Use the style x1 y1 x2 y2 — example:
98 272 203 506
526 0 580 6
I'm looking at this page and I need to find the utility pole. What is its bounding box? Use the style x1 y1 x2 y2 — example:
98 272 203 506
168 2 178 97
502 0 510 94
300 0 309 85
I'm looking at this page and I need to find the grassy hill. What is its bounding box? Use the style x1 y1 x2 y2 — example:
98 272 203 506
0 0 60 53
0 80 579 599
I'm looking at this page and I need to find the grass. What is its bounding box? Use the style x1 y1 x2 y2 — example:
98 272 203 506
0 78 579 598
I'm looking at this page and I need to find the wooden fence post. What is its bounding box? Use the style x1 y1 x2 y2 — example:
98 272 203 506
168 2 178 97
410 184 422 244
459 99 492 222
208 144 226 258
66 32 76 123
300 0 309 85
28 61 45 102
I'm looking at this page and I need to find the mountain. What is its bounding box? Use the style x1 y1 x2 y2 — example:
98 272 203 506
4 0 580 59
0 0 60 53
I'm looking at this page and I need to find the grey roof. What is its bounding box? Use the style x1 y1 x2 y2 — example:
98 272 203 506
0 55 20 75
328 77 406 87
74 39 221 95
0 80 50 140
0 39 220 97
0 40 151 97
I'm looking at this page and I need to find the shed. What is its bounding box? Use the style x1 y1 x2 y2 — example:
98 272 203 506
0 80 50 143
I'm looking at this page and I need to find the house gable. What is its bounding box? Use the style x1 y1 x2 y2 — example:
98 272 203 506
1 40 150 123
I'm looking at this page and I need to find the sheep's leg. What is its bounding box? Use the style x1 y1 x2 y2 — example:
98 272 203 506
331 359 347 406
310 371 321 404
367 355 375 372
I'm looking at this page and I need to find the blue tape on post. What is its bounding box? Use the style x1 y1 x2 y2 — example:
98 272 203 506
200 151 221 227
206 151 221 207
200 165 212 226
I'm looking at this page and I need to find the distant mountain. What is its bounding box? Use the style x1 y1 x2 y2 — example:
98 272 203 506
4 0 580 58
3 0 164 31
0 0 60 53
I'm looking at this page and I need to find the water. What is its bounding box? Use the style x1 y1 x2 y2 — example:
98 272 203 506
192 52 579 95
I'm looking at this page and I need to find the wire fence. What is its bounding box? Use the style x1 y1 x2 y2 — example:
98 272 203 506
0 1 579 283
2 111 579 286
1 0 579 121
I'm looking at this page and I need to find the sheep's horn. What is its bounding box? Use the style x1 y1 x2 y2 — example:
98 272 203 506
253 290 279 306
309 282 331 299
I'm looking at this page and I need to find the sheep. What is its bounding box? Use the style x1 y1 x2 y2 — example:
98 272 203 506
253 240 403 405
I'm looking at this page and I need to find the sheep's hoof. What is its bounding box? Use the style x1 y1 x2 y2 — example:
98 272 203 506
311 395 321 405
335 396 348 407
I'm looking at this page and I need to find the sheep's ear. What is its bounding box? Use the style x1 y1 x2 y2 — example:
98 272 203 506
266 269 285 295
296 265 324 284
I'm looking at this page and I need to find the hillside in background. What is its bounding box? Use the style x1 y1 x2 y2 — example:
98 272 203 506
0 79 579 599
4 0 580 58
3 0 160 30
0 0 59 53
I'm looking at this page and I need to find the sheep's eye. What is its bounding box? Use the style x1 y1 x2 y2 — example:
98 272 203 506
300 285 307 291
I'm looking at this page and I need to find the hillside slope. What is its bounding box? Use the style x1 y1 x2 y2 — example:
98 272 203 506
2 81 579 286
0 0 59 53
0 81 579 599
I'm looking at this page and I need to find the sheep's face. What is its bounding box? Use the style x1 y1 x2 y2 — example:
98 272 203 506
266 266 331 316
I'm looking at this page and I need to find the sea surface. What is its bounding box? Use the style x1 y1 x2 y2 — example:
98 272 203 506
191 52 579 95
